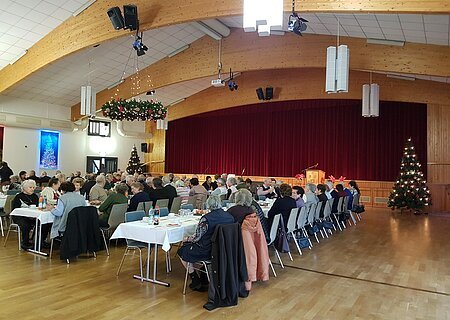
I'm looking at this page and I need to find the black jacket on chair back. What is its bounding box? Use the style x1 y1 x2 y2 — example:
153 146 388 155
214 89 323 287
204 223 248 311
60 206 101 260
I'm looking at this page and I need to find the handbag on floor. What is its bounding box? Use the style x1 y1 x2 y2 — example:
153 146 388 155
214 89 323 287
296 236 310 249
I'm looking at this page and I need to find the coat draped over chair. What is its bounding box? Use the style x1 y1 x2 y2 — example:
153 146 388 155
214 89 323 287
241 213 270 291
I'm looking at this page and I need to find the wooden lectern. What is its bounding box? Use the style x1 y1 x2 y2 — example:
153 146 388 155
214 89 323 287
306 169 325 185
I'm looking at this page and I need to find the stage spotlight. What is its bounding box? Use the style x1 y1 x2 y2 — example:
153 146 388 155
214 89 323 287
227 80 238 91
287 13 308 36
133 35 148 56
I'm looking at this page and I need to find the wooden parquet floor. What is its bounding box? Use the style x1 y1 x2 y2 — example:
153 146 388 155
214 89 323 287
0 208 449 320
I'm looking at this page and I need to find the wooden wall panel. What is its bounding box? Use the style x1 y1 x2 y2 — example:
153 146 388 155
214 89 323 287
71 31 450 120
169 68 450 121
427 104 450 184
144 122 166 174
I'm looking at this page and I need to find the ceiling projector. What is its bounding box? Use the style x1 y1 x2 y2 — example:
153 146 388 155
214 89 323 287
211 79 225 87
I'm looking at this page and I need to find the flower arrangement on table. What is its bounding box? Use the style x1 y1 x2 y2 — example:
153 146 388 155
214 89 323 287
294 173 305 180
101 98 167 121
328 175 346 183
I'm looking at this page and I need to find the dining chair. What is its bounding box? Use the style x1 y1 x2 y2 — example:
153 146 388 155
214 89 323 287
136 201 152 213
3 195 21 250
100 203 128 256
296 206 313 249
171 196 182 214
155 198 169 208
117 210 147 280
286 207 301 255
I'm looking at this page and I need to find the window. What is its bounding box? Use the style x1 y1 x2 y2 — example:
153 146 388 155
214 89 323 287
88 119 111 137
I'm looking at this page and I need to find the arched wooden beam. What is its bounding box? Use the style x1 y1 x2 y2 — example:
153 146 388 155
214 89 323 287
70 30 450 120
2 0 449 94
168 68 450 120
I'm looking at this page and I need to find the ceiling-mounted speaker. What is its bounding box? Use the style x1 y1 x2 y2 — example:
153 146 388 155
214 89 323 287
123 5 138 31
107 7 124 30
265 86 273 100
256 88 265 100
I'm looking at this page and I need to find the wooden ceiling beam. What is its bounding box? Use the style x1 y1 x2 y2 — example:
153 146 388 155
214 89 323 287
70 30 450 120
2 0 449 94
168 68 450 121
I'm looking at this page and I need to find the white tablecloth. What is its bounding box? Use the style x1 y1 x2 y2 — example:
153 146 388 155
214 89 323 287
0 196 6 209
10 208 55 224
111 216 200 252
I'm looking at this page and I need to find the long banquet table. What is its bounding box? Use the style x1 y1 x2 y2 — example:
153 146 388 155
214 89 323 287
110 215 200 287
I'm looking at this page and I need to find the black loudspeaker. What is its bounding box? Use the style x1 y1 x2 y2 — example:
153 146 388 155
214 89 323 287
123 5 138 31
107 7 124 30
265 86 273 100
141 143 148 153
256 87 265 100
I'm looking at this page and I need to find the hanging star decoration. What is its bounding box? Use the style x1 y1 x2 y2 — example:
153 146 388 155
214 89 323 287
101 98 167 121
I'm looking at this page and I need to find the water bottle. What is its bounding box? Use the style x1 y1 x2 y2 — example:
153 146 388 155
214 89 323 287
153 206 160 225
43 196 47 208
148 208 154 225
38 196 43 209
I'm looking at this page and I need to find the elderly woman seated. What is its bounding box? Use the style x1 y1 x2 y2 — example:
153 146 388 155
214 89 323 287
98 183 129 227
72 177 85 194
227 189 254 224
50 182 86 240
127 182 151 212
89 175 108 205
177 195 235 291
11 180 40 250
267 183 297 230
40 177 61 207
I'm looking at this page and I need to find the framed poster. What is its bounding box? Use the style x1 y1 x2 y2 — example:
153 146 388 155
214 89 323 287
39 130 60 170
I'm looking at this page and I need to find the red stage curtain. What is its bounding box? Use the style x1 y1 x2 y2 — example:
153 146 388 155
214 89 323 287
165 99 427 181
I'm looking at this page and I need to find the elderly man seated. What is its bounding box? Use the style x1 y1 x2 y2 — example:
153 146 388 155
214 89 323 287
257 178 277 199
89 175 108 205
211 178 227 196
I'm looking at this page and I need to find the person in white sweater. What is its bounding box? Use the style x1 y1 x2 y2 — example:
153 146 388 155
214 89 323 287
40 177 61 207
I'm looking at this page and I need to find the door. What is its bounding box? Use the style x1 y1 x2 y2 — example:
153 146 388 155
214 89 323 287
86 156 118 174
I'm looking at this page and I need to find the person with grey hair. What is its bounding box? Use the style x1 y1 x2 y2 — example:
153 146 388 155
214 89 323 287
89 174 108 204
177 195 234 291
8 175 21 190
162 176 177 210
11 180 39 250
257 178 277 199
175 179 190 203
227 189 254 223
98 183 129 227
226 177 238 200
305 183 319 204
211 178 227 196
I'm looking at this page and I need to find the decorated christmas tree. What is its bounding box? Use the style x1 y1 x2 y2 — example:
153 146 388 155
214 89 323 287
388 138 431 213
126 145 143 174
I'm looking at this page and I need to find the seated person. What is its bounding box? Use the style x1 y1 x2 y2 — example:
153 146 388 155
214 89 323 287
177 195 234 291
162 176 177 210
39 171 51 186
257 179 277 199
18 170 27 182
305 183 319 204
80 174 96 198
189 178 208 197
175 179 190 204
128 182 151 212
72 177 85 194
8 175 21 191
50 182 87 240
98 183 129 227
40 177 61 207
11 180 40 250
202 176 213 191
292 186 306 208
89 175 108 205
149 177 169 208
316 184 328 218
267 184 297 229
227 189 254 224
211 178 227 196
27 170 40 183
226 177 238 201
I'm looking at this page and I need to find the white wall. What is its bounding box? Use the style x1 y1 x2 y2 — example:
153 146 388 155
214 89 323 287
0 95 148 175
3 125 146 176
